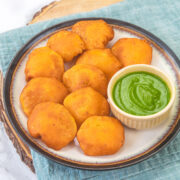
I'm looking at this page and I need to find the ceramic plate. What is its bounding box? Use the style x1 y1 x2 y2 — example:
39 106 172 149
3 18 180 170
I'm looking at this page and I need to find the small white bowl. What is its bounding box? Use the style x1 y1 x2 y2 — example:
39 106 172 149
108 64 176 130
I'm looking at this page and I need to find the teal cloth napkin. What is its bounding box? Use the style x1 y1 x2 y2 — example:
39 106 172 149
1 0 180 179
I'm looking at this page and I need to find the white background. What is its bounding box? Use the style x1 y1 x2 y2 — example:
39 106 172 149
0 0 55 179
0 0 54 33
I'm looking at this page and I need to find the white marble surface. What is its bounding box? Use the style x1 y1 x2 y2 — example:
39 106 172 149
0 0 55 179
0 122 36 180
0 0 55 33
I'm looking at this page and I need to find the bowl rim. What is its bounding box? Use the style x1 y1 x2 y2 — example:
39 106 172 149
108 64 176 120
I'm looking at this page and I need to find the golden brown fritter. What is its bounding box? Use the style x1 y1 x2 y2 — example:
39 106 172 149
111 38 152 67
47 30 85 62
63 64 108 96
25 47 64 81
72 20 114 49
77 116 124 156
28 102 77 150
20 77 68 116
76 49 122 80
63 87 110 128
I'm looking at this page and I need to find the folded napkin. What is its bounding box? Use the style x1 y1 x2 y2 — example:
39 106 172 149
1 0 180 179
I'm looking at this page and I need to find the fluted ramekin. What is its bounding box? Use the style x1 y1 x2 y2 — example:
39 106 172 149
107 64 176 130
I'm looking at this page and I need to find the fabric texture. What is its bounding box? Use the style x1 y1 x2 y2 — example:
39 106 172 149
1 0 180 179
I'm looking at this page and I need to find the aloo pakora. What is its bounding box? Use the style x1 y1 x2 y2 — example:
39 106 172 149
28 102 77 150
112 38 152 66
63 64 108 96
20 77 68 116
72 20 114 49
25 47 64 81
47 30 85 62
76 49 122 80
77 116 124 156
63 87 110 128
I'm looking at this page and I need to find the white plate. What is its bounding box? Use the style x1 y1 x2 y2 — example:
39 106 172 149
3 18 180 169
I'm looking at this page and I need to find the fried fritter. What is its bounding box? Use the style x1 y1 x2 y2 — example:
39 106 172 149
25 47 64 81
76 49 122 80
72 20 114 49
20 77 68 116
111 38 152 66
28 102 77 150
63 87 110 128
77 116 124 156
47 30 85 62
63 64 108 96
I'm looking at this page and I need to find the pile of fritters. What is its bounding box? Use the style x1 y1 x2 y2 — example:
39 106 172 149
20 19 152 156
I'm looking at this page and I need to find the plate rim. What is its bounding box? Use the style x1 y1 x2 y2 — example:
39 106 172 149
3 17 180 170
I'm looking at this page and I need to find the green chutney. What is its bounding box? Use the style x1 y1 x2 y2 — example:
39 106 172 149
112 71 170 116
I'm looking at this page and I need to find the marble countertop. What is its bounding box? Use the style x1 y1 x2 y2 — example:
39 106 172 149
0 0 54 33
0 0 55 179
0 122 36 180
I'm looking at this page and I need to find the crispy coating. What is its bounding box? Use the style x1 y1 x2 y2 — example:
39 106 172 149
76 49 122 80
20 77 68 116
77 116 124 156
25 47 64 81
63 87 110 128
28 102 77 150
47 30 85 62
72 20 114 49
112 38 152 66
63 64 108 96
